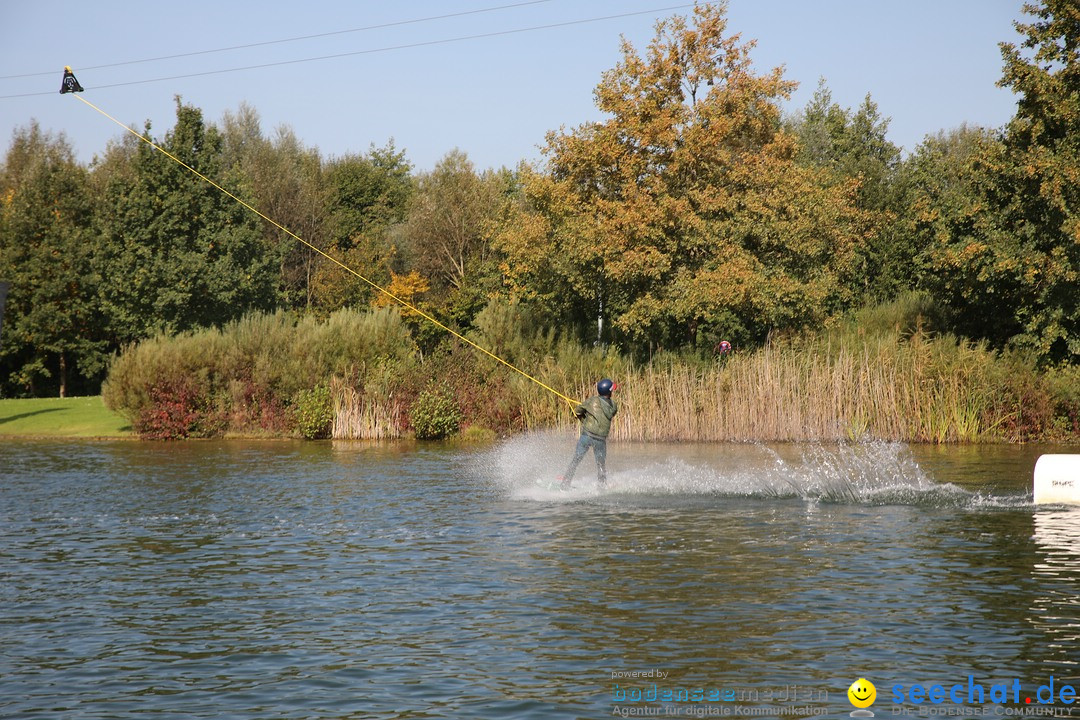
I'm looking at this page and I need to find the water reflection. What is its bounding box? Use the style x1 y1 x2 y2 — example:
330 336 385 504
1030 509 1080 681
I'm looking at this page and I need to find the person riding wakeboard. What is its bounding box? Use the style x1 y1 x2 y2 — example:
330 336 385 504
558 378 618 489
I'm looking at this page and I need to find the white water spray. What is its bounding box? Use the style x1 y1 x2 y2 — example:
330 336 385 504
483 433 1009 507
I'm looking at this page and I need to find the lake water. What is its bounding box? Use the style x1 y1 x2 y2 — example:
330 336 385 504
2 434 1079 719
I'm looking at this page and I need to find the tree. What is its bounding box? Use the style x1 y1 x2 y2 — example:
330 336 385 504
400 150 510 322
220 105 329 309
994 0 1080 361
788 81 904 301
919 0 1080 362
312 142 413 311
93 98 280 344
0 123 105 396
371 270 430 316
327 141 413 250
902 125 1013 340
495 3 872 352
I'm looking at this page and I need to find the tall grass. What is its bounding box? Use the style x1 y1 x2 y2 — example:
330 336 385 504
608 331 1008 443
448 292 1067 444
330 377 408 440
599 294 1067 443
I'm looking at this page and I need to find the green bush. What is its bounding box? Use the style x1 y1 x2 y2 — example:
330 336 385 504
102 308 419 438
410 385 462 440
293 385 333 439
850 290 942 338
458 425 497 443
471 299 556 365
1046 364 1080 438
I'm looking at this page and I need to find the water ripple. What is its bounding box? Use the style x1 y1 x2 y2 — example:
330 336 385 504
0 438 1075 718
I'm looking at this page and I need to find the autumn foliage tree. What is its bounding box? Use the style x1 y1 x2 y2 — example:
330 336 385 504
496 3 873 353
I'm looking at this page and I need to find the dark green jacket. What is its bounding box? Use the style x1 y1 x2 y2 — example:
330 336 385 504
575 395 618 439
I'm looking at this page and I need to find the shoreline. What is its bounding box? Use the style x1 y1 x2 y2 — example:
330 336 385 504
2 396 1078 447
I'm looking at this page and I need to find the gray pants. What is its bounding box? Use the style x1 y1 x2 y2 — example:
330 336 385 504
564 433 607 485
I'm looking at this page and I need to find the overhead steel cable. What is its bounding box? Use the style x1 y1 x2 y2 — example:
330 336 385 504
0 3 696 100
0 0 554 80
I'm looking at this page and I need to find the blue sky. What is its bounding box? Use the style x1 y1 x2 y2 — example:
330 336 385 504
1 1 1027 172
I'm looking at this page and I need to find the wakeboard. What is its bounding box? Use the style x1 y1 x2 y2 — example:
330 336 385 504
533 478 610 492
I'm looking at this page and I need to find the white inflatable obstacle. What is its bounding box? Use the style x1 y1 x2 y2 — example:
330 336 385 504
1034 455 1080 505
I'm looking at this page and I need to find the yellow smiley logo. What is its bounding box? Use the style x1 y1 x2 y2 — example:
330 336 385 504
848 678 877 708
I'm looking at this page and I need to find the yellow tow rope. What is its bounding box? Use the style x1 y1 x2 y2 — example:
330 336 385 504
70 91 578 409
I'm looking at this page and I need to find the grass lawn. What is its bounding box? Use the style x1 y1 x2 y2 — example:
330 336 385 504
0 396 132 437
